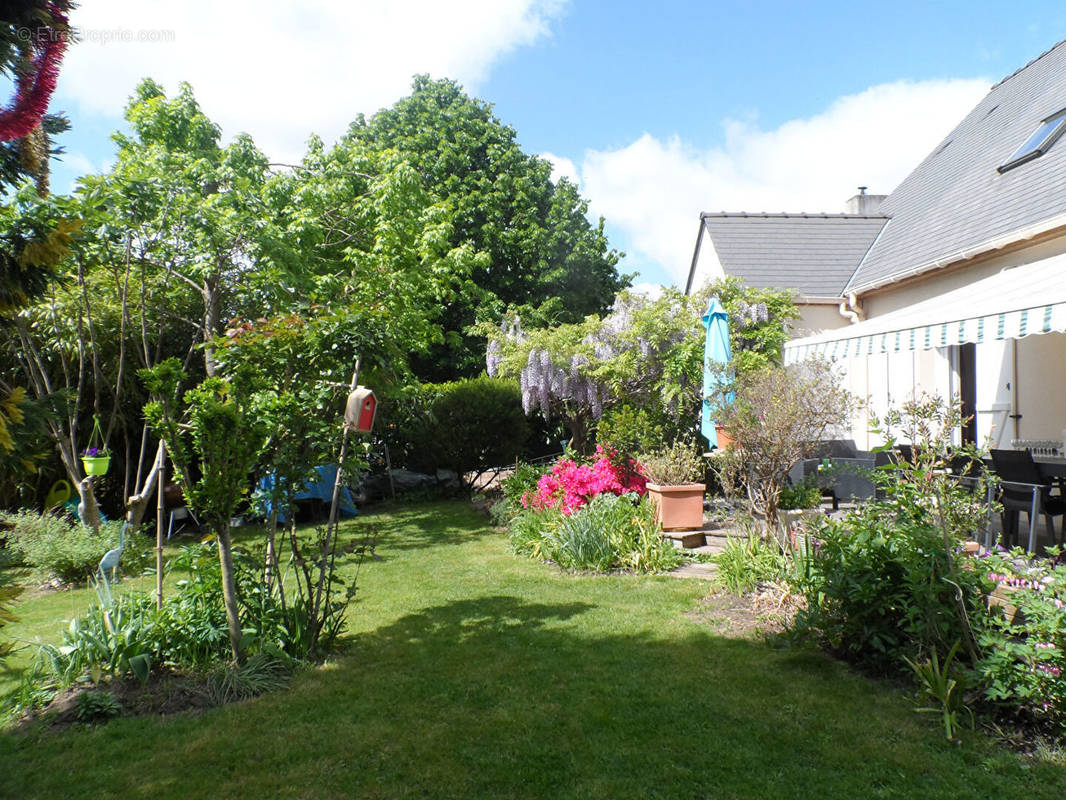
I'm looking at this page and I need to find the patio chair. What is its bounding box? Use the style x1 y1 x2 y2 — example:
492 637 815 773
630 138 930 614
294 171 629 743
989 449 1066 552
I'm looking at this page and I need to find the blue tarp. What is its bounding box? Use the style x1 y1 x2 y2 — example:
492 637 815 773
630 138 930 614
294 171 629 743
257 465 359 523
701 296 733 450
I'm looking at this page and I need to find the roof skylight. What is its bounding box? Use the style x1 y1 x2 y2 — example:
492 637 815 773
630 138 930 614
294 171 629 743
998 108 1066 173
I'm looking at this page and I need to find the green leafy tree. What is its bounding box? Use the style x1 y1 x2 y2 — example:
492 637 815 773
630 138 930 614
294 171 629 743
313 76 627 379
487 287 711 451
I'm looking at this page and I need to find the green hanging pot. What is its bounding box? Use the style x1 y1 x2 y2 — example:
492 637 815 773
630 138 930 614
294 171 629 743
82 454 110 476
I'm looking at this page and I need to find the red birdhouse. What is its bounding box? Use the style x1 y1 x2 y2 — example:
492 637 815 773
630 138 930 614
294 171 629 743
344 386 377 433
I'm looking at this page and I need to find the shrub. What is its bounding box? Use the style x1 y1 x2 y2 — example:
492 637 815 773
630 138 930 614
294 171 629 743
792 509 986 670
596 404 668 457
778 483 822 511
429 377 530 492
971 549 1066 729
790 397 991 672
522 446 645 514
381 377 529 491
5 511 151 584
721 360 854 525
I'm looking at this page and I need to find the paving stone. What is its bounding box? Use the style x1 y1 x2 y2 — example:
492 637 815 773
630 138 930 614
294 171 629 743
669 562 718 579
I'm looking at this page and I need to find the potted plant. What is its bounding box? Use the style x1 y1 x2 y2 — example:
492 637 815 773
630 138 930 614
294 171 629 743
81 445 111 476
639 440 706 531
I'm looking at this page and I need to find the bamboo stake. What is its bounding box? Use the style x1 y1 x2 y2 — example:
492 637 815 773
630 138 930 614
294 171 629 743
155 443 165 610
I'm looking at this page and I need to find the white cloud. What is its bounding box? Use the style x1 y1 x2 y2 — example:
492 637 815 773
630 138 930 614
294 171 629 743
580 78 991 286
61 152 98 176
628 282 664 300
59 1 567 161
540 151 579 185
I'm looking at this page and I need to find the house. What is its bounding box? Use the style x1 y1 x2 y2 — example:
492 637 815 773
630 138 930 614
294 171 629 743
686 39 1066 451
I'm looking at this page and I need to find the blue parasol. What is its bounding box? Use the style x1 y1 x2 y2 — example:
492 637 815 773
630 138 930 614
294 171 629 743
701 296 733 449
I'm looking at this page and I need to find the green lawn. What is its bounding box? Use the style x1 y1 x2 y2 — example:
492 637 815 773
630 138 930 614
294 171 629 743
2 501 1064 799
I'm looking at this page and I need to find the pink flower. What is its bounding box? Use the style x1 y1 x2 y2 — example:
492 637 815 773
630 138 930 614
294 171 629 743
525 450 647 515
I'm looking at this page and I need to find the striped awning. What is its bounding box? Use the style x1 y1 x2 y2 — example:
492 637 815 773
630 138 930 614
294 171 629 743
785 254 1066 363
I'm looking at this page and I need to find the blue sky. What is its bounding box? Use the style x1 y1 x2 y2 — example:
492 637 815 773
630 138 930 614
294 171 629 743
43 1 1066 288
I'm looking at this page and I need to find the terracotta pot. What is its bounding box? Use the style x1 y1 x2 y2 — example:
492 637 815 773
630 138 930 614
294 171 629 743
647 482 706 531
714 425 734 450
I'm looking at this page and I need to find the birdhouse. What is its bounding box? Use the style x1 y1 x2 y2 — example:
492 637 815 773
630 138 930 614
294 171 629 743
344 386 377 433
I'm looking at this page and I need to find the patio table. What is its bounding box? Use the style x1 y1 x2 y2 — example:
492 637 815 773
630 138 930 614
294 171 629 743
1033 454 1066 479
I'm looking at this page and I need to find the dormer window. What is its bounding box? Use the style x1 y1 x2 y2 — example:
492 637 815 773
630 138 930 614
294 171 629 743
998 108 1066 173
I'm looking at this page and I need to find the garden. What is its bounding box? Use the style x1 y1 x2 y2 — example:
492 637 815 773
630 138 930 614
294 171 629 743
1 17 1066 796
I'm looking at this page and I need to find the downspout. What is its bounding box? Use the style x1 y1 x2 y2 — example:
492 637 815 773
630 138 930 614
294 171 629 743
838 292 865 324
1011 339 1021 440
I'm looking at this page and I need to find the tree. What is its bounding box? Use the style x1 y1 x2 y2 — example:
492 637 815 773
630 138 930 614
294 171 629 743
316 76 627 379
142 360 267 662
2 79 295 526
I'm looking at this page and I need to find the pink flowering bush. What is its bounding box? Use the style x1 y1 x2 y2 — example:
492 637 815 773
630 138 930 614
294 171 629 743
520 446 646 515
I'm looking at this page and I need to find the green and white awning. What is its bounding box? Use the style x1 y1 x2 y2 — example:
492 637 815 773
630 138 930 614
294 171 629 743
785 255 1066 363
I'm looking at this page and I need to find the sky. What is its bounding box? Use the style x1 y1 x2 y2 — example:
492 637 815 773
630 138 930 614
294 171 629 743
41 1 1066 290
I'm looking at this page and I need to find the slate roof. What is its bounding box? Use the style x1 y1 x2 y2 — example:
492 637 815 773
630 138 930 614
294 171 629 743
845 39 1066 293
698 212 888 297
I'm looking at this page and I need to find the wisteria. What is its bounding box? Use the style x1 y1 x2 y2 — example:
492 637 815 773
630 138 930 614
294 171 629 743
489 291 700 421
733 300 769 330
486 315 524 378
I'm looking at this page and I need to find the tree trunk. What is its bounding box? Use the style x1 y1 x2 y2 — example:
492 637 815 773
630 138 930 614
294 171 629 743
264 507 279 593
215 522 244 663
203 276 221 378
76 477 102 532
125 441 165 530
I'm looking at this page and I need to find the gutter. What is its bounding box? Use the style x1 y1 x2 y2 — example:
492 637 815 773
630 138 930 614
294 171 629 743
845 211 1066 295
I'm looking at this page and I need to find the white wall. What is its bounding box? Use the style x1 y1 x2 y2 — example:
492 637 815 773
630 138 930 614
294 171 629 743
791 303 851 336
687 225 723 293
1015 333 1066 442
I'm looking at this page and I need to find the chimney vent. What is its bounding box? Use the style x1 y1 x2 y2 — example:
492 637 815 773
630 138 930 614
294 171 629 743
845 187 886 214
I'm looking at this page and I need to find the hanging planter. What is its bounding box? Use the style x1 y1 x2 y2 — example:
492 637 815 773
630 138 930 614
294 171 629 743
81 416 110 477
81 450 111 476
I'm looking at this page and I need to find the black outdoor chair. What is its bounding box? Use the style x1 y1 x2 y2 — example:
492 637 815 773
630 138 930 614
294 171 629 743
989 448 1066 551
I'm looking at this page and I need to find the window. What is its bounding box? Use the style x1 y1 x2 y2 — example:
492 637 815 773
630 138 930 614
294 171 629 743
998 108 1066 173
